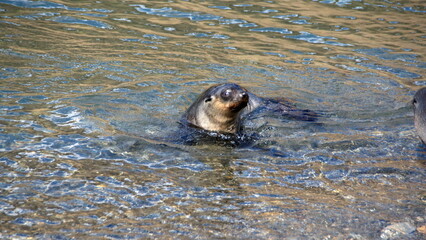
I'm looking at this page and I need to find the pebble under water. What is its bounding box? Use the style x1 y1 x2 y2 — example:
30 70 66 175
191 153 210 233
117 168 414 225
0 0 425 239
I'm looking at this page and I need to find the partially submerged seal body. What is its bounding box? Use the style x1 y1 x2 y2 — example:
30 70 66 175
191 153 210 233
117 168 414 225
413 87 426 144
120 83 317 150
182 83 317 135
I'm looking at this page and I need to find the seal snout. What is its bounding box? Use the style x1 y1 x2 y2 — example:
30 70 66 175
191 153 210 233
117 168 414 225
236 91 249 109
240 91 248 101
220 86 249 112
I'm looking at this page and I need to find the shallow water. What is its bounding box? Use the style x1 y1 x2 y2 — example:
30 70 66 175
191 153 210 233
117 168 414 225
0 0 425 239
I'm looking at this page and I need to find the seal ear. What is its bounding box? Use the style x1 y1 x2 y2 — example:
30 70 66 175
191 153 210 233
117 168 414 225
204 96 212 103
413 98 418 110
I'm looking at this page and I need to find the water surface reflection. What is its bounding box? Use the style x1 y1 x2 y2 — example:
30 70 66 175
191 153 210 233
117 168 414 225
0 0 425 239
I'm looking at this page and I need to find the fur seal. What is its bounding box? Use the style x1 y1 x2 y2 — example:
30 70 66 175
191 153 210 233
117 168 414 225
413 87 426 144
182 83 256 133
182 83 316 134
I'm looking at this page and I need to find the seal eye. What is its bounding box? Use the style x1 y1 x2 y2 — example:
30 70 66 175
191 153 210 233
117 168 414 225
221 89 233 101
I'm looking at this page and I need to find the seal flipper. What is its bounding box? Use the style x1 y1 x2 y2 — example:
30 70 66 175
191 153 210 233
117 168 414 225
245 94 320 122
268 99 319 122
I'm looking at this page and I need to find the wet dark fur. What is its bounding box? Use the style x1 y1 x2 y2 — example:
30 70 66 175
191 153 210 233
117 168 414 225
413 87 426 144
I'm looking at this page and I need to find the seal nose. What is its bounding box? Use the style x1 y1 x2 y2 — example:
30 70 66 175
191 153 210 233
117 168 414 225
240 91 248 100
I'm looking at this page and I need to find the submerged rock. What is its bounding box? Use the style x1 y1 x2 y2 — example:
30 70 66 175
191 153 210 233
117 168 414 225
417 225 426 235
380 222 416 239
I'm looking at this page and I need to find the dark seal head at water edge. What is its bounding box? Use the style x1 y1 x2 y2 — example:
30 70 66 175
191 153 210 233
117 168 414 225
413 87 426 144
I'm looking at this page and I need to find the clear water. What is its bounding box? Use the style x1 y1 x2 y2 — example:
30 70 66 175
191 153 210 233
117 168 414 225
0 0 425 239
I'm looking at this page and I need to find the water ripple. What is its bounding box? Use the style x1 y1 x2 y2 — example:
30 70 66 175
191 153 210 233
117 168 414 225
357 62 421 79
49 16 112 29
285 31 353 46
0 0 81 10
134 4 223 22
0 0 111 12
250 27 292 34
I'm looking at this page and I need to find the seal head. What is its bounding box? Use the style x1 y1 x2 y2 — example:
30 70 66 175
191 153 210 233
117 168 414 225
183 83 249 134
413 87 426 144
